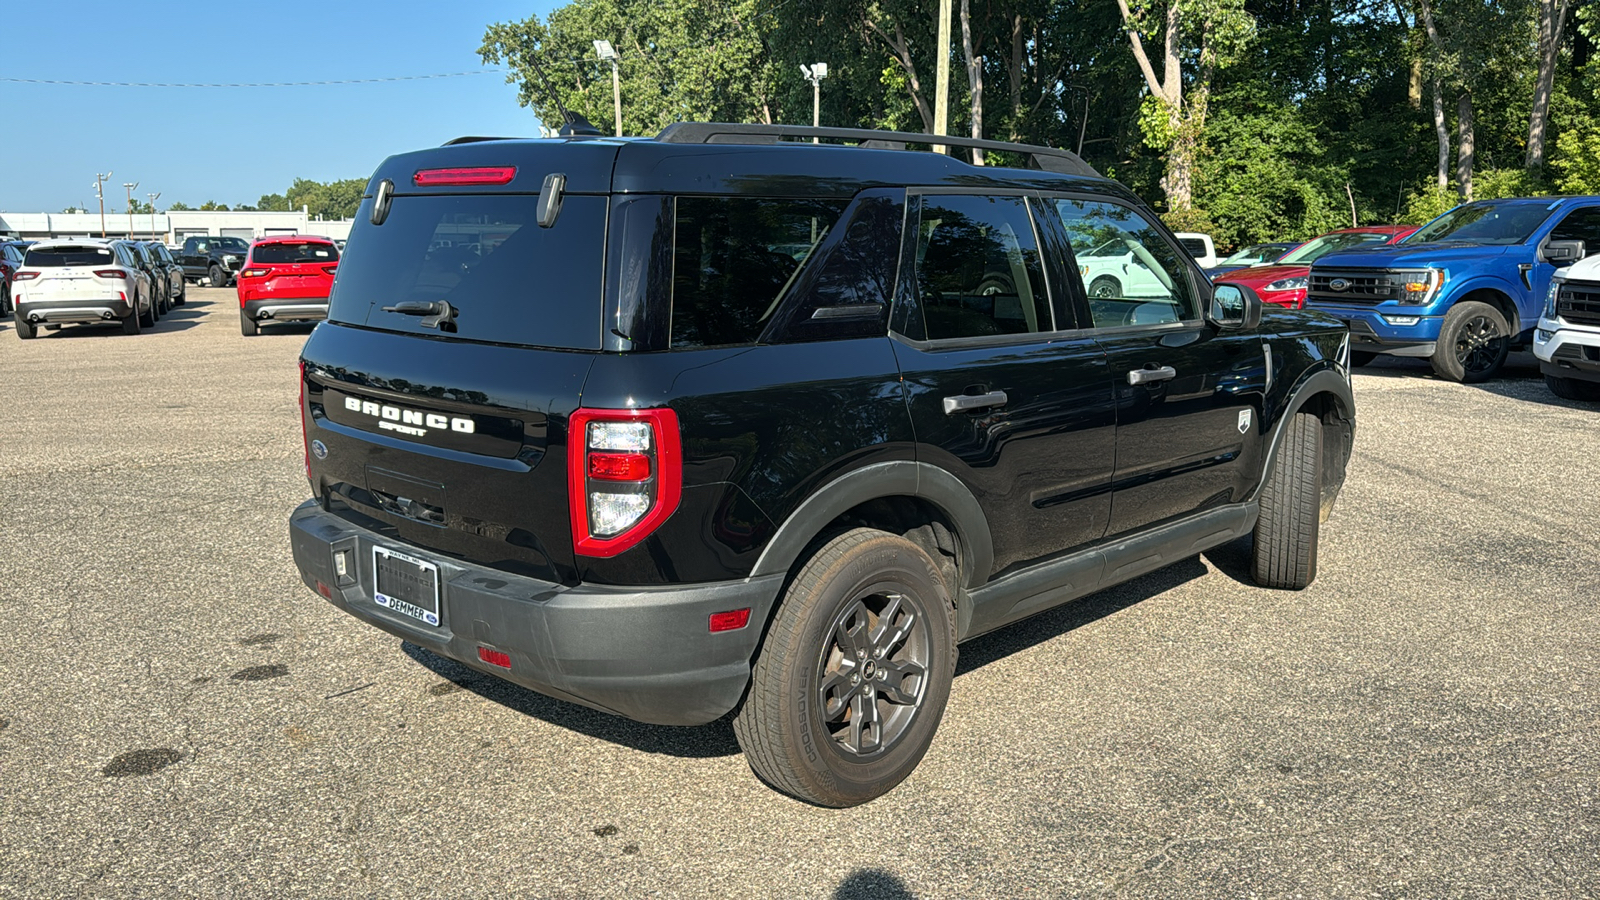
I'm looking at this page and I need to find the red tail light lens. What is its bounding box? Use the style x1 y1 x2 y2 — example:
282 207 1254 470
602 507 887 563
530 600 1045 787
568 408 682 557
94 269 127 279
321 264 338 276
709 608 752 632
413 166 517 186
240 267 271 279
477 647 512 669
13 271 40 281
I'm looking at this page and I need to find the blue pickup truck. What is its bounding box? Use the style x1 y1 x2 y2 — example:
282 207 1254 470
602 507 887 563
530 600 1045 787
1306 197 1600 382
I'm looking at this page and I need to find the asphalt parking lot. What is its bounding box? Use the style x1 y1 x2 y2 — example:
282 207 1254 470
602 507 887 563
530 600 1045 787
1 288 1596 898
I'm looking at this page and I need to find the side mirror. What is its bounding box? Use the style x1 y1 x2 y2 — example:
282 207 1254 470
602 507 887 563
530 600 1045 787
1541 239 1585 265
1209 282 1263 330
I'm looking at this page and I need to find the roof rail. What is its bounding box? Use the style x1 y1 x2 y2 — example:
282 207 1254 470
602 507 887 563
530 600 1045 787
655 122 1099 177
442 136 522 146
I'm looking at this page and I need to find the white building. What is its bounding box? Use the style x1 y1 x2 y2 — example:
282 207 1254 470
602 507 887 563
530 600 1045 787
0 210 355 244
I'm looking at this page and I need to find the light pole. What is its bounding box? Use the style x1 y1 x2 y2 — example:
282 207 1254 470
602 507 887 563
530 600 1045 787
594 40 622 137
801 63 829 142
933 0 952 154
123 182 139 238
147 192 161 241
93 172 112 238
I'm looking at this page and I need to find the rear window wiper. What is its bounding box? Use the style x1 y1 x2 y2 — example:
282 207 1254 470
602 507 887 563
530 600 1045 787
381 300 458 331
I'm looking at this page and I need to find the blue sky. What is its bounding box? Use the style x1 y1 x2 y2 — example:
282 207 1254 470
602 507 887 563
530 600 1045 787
1 1 563 213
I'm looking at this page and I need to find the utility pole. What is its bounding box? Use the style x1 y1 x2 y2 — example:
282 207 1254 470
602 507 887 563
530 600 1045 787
123 182 139 238
934 0 952 153
147 192 161 241
93 172 112 238
594 40 622 137
801 63 829 142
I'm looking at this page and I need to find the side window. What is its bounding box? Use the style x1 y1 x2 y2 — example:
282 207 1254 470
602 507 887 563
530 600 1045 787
1548 207 1600 256
671 196 849 348
1052 199 1195 328
913 194 1051 340
771 194 902 343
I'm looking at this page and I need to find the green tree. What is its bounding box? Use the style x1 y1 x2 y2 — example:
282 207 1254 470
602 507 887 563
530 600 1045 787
166 201 192 211
285 178 365 219
199 201 230 211
256 193 292 212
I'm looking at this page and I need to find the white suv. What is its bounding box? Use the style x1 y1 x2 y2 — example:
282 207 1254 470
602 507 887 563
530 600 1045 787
12 239 155 339
1534 254 1600 401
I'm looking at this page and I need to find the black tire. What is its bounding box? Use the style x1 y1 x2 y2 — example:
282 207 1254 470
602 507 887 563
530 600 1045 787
1 281 11 317
151 288 163 321
15 316 36 340
175 281 186 305
1088 275 1121 299
121 310 141 335
1349 350 1379 368
240 308 259 336
1252 411 1323 590
733 528 957 807
209 264 226 288
1431 301 1509 383
1545 373 1600 402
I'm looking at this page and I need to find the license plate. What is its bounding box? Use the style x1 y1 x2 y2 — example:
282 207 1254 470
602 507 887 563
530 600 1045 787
372 545 441 626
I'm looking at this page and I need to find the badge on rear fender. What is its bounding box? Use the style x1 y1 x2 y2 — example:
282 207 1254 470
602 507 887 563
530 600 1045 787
1238 409 1252 434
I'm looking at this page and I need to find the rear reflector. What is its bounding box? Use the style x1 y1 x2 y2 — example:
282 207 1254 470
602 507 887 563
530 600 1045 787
413 166 517 186
709 608 751 633
316 581 333 599
477 647 512 669
588 452 651 481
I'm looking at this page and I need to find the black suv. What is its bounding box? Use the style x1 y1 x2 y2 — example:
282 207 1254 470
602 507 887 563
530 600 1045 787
290 124 1355 807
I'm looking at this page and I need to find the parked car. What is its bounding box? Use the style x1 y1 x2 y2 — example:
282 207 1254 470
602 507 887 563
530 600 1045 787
142 241 187 309
0 241 26 316
1204 242 1299 279
236 235 339 336
12 239 155 338
118 241 168 320
288 122 1356 807
1216 226 1417 309
1174 231 1218 268
1534 253 1600 400
1307 197 1600 382
175 235 251 287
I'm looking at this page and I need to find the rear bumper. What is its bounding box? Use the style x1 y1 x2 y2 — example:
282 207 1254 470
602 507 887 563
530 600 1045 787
16 297 134 323
289 500 784 726
244 298 328 322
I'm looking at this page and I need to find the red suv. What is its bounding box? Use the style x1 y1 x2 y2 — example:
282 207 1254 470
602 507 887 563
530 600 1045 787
236 235 339 336
1216 225 1416 309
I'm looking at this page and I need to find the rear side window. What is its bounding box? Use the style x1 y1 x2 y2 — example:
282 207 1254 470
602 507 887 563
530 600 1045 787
27 246 114 267
330 193 606 350
671 197 849 348
913 194 1052 340
252 242 338 264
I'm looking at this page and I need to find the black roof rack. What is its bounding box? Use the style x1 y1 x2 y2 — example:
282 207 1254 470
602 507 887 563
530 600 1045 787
443 136 522 146
655 122 1098 178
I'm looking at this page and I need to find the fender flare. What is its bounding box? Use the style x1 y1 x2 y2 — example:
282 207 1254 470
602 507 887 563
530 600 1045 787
1249 364 1353 503
1437 276 1525 335
749 460 995 590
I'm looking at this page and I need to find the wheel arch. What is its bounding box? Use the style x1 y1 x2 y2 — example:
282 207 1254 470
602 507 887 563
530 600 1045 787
1447 283 1522 336
1256 366 1354 522
749 461 994 594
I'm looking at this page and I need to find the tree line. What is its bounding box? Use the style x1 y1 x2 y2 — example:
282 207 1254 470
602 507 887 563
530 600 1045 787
98 178 369 220
480 0 1599 248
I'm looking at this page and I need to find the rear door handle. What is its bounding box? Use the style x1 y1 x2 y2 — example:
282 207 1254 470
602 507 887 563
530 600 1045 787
1127 365 1177 385
943 390 1009 415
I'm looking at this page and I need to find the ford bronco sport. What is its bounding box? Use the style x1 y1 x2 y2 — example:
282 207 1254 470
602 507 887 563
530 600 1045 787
290 123 1355 806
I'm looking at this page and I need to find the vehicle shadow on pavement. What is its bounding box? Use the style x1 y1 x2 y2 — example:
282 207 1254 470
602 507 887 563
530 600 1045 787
400 641 743 758
834 869 914 899
954 555 1210 677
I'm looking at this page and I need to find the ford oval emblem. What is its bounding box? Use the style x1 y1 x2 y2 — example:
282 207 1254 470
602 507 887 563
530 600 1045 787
310 440 328 460
1329 278 1350 291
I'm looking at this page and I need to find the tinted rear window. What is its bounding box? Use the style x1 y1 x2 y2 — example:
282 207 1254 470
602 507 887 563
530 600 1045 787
1179 238 1208 257
253 242 339 264
330 194 605 350
25 246 115 267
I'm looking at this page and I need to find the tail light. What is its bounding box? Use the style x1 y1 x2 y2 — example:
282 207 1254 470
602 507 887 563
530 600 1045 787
413 166 516 186
94 269 127 279
568 408 682 557
321 265 338 276
240 267 272 279
13 271 40 281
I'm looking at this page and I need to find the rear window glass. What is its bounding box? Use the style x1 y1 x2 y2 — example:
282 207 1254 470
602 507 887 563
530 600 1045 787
25 246 114 267
1179 238 1208 257
252 242 339 264
329 194 606 350
672 197 849 348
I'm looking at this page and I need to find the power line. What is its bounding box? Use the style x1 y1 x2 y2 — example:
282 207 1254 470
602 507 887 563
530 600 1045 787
1 70 504 88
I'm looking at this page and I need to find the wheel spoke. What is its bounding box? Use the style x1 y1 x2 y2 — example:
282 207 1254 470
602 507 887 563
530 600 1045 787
875 658 925 705
848 689 881 753
832 601 871 658
870 594 915 656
